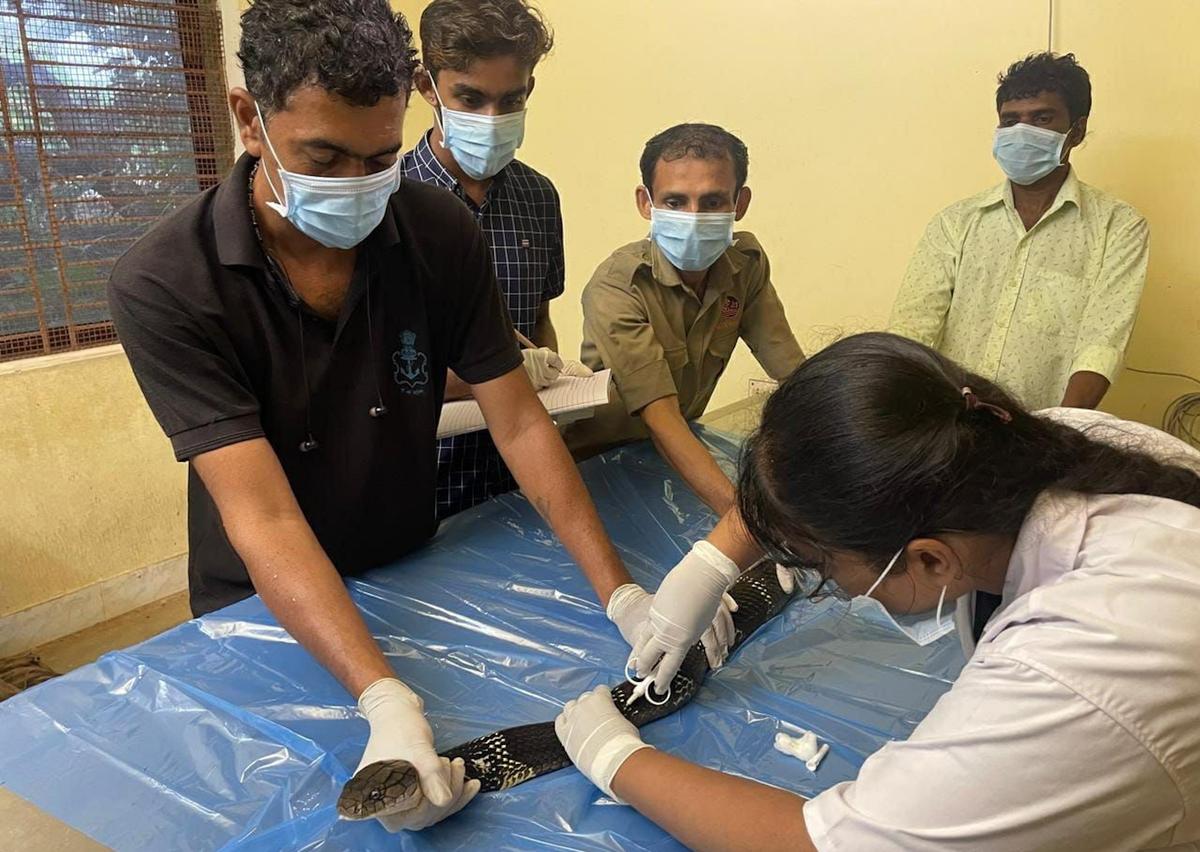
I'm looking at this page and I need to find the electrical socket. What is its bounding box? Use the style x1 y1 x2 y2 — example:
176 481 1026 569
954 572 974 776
748 378 778 397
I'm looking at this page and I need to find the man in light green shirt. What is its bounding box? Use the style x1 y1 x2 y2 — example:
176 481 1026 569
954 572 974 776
889 52 1149 411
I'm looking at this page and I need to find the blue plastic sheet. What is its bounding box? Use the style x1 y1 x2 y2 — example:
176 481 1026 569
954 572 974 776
0 432 965 850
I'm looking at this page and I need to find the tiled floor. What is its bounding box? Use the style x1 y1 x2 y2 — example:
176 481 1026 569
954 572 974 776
31 591 192 675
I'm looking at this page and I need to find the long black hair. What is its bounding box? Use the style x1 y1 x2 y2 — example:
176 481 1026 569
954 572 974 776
738 333 1200 576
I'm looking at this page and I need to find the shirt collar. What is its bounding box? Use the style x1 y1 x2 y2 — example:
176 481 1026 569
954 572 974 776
410 130 459 192
976 181 1008 209
979 166 1082 214
1000 490 1089 608
213 153 266 270
1050 166 1082 212
213 153 401 271
642 236 748 290
956 489 1087 657
411 129 511 196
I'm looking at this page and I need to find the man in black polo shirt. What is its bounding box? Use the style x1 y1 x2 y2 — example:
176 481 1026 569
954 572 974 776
107 0 642 832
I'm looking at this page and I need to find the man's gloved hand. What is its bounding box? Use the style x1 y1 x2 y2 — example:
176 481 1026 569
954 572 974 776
355 678 477 832
630 540 741 694
559 358 595 378
376 757 479 832
522 347 564 389
608 582 737 670
606 583 654 648
555 685 653 800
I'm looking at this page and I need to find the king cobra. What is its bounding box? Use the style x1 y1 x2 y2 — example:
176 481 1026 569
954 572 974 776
337 561 793 819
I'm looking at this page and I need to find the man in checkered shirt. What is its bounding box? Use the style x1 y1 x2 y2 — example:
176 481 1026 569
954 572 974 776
403 0 588 519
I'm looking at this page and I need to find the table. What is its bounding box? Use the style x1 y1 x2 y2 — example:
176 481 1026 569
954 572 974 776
0 428 964 850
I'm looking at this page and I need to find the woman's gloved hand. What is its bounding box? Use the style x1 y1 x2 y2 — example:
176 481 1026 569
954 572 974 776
776 563 799 594
555 685 653 800
355 678 477 832
698 591 739 669
608 582 738 670
630 540 741 694
775 563 823 596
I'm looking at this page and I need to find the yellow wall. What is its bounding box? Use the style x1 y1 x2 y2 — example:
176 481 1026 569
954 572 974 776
4 0 1198 618
1052 3 1200 423
0 350 186 617
396 0 1200 420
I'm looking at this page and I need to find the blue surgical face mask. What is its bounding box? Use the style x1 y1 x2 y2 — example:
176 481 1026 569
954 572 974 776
847 547 955 646
255 103 400 250
992 122 1070 186
645 191 737 272
429 72 525 180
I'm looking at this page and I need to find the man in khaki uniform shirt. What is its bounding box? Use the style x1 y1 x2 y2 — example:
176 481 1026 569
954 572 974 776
889 53 1149 412
570 124 803 516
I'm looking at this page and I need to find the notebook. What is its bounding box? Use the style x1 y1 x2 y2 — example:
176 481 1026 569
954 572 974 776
436 369 613 439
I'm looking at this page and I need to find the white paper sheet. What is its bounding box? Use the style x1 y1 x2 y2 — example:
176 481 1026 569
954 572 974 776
436 369 612 439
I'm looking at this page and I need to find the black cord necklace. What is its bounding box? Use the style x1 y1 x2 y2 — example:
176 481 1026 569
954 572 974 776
248 159 320 452
247 159 266 246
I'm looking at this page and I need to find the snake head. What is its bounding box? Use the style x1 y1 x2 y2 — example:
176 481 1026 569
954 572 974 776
337 759 422 820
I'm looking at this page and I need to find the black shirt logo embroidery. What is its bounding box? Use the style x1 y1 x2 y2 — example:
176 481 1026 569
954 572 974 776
392 330 429 395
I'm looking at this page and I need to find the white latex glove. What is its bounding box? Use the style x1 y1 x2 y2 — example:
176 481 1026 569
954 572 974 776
377 757 479 832
559 358 595 378
631 541 741 695
608 582 737 670
776 563 798 594
355 678 463 831
775 563 823 596
698 591 739 669
606 582 654 648
522 347 564 389
555 685 653 800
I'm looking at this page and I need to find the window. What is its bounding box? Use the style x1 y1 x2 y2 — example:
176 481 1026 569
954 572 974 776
0 0 233 362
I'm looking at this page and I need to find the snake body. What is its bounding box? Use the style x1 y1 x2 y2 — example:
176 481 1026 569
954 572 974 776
338 561 792 819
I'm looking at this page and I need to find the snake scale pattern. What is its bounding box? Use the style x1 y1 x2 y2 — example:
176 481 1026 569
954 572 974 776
338 561 793 819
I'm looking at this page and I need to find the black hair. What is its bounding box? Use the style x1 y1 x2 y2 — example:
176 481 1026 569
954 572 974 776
738 333 1200 579
239 0 418 114
639 123 749 199
996 52 1092 123
420 0 554 78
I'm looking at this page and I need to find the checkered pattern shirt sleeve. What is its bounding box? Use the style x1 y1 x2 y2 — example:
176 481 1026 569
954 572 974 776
401 132 565 518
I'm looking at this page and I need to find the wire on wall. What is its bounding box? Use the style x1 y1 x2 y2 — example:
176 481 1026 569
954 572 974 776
1125 367 1200 448
1047 0 1054 52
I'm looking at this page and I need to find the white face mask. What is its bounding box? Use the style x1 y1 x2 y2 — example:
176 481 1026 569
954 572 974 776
255 102 400 250
645 193 737 272
992 122 1070 186
847 548 955 646
429 72 526 180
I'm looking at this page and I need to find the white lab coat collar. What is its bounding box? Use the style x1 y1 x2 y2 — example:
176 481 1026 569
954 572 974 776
999 490 1089 607
954 594 975 658
955 489 1089 657
947 407 1200 660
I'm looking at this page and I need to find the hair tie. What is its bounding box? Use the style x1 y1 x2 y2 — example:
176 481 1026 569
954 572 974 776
961 386 1013 423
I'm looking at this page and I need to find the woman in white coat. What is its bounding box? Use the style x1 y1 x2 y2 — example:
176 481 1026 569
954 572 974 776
555 332 1200 851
